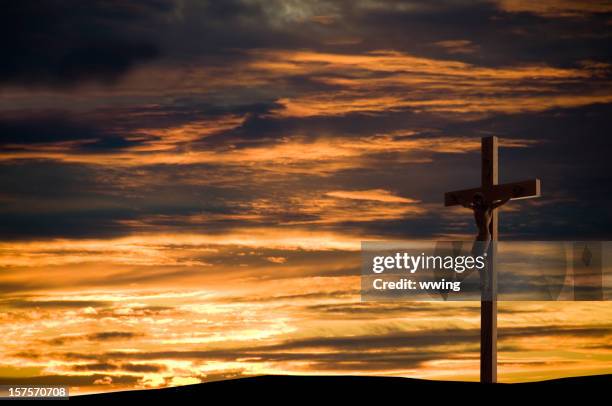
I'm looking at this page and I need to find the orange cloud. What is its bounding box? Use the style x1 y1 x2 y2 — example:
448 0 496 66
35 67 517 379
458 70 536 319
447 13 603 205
248 49 610 118
326 189 418 204
498 0 612 17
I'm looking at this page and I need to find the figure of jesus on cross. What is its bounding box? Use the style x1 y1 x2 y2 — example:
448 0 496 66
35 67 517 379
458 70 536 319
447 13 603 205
444 136 541 383
455 191 511 292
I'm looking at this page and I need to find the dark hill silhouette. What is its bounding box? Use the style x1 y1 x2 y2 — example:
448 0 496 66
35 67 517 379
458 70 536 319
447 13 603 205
74 374 612 401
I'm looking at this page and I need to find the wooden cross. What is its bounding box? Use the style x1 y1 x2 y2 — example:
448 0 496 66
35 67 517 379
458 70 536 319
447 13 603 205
444 136 541 383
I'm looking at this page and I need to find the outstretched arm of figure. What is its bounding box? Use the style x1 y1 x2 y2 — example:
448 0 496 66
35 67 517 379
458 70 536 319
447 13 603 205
456 197 474 209
491 196 511 209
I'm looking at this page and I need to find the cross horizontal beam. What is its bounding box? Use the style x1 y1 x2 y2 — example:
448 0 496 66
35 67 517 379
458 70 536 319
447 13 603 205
444 178 540 207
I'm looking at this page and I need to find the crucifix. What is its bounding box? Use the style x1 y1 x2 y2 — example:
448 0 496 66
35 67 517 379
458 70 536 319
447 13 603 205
444 136 541 383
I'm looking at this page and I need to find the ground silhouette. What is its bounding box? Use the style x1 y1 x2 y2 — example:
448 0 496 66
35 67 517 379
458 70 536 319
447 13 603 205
74 374 612 401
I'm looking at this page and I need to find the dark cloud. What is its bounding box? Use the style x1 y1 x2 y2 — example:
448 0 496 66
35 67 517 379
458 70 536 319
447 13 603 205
72 362 164 373
0 111 163 155
0 211 135 240
48 331 141 346
158 0 612 69
304 302 465 316
73 362 119 372
0 281 51 295
3 0 611 90
346 0 612 67
0 299 109 309
89 332 141 341
0 0 175 87
121 363 165 373
0 159 206 239
0 113 106 145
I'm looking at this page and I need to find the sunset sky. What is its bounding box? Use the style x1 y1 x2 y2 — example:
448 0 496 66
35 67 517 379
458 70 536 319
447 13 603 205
1 0 612 394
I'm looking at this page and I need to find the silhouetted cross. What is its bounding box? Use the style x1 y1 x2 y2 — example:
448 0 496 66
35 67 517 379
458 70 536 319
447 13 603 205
444 136 541 383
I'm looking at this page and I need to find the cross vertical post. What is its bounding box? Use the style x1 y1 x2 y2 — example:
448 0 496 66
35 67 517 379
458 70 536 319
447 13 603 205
444 136 540 383
481 136 498 384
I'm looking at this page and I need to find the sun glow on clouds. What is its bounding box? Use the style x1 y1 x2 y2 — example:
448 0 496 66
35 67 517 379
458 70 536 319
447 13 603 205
498 0 612 17
0 130 536 171
2 0 612 394
1 247 611 394
326 189 418 204
259 50 611 117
